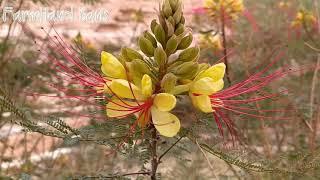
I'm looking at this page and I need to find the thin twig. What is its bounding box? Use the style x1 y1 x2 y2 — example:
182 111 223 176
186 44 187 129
74 171 151 179
158 136 184 161
309 54 320 152
195 139 217 178
220 7 232 84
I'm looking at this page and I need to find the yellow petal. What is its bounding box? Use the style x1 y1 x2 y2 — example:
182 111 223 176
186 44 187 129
153 93 176 112
109 79 145 100
190 93 213 113
101 51 126 79
151 107 180 137
141 74 153 97
106 99 138 118
190 77 224 95
195 63 226 81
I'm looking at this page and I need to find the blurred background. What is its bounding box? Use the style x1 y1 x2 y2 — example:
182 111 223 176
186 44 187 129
0 0 319 179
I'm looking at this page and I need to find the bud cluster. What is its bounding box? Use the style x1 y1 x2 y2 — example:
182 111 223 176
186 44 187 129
119 0 203 95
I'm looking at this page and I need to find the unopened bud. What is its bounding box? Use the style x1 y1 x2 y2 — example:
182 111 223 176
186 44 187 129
169 0 179 12
161 73 177 93
121 47 143 62
154 24 166 46
177 46 200 62
174 62 199 79
154 47 167 67
139 36 155 57
177 34 193 50
173 5 182 24
166 35 179 55
144 31 157 47
167 16 175 27
131 59 151 75
163 0 173 18
151 19 158 33
175 23 184 36
165 19 175 37
167 61 183 72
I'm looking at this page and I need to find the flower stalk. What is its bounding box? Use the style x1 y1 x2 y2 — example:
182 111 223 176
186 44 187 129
220 6 232 84
150 127 159 180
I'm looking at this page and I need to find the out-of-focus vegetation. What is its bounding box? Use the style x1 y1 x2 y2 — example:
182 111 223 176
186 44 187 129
0 0 320 179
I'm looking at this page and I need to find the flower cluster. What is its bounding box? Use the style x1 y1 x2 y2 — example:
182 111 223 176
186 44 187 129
99 0 227 137
44 0 290 140
204 0 244 20
291 10 317 28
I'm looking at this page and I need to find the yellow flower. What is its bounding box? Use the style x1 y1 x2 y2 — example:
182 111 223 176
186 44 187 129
101 51 127 79
106 74 181 137
204 0 244 20
189 63 226 113
291 10 317 28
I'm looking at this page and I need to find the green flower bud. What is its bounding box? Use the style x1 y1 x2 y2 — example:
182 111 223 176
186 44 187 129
177 34 193 50
171 84 190 95
151 19 158 33
144 31 157 48
139 36 155 57
161 73 177 93
121 47 143 62
167 16 175 27
173 62 199 79
118 55 127 65
165 19 175 37
175 23 185 36
167 61 184 72
154 46 167 67
169 0 179 12
177 46 200 62
163 0 173 18
131 59 151 75
165 35 179 55
173 5 182 24
154 24 166 46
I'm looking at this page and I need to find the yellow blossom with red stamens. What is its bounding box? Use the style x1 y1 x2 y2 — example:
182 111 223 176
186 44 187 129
41 0 293 142
189 63 226 112
204 0 244 20
105 73 181 137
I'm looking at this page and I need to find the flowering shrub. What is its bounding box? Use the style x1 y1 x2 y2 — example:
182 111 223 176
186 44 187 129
2 0 316 179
